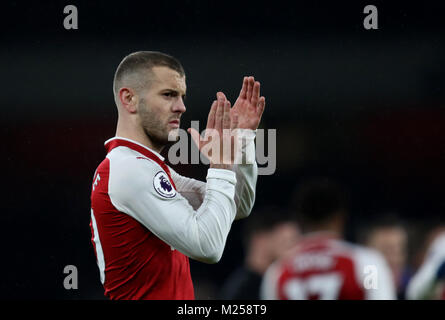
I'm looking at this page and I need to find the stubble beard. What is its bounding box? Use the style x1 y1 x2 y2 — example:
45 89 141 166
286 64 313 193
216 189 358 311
139 99 177 151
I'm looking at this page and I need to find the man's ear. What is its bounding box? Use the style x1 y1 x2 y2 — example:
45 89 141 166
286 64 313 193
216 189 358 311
119 87 138 113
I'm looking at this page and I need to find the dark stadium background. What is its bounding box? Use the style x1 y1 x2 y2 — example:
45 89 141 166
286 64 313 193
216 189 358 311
1 1 444 299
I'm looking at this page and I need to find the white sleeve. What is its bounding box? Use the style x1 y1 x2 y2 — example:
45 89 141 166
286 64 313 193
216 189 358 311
108 155 237 264
260 261 281 300
232 129 258 220
355 248 397 300
169 129 258 220
406 233 445 300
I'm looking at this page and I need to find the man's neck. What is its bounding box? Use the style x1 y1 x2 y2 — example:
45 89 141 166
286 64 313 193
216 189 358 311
115 120 163 154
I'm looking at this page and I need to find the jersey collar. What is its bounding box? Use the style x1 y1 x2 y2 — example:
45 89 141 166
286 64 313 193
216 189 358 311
104 137 165 161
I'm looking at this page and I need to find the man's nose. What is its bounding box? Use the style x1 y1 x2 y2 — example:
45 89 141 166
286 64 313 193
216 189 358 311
173 98 186 113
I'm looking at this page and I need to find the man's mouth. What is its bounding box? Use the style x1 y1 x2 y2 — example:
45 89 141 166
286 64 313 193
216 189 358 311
168 119 180 128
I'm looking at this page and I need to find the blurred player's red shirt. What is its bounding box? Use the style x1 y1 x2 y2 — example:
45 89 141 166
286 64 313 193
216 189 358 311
261 233 395 300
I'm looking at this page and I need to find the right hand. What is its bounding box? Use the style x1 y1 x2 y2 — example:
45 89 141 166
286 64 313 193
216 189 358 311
188 93 239 170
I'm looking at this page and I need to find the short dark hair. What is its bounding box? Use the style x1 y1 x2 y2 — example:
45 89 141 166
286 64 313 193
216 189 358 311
291 178 349 230
113 51 185 104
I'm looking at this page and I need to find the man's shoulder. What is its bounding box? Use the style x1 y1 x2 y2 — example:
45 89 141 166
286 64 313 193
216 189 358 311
289 237 383 265
108 146 160 168
107 146 164 182
338 241 388 269
326 239 385 262
106 147 178 201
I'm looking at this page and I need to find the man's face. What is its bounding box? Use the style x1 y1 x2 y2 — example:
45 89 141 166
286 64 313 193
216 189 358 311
367 227 407 284
138 66 186 149
269 222 300 260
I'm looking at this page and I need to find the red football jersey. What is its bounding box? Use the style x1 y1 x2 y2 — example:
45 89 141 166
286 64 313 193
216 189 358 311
261 233 395 300
89 135 256 300
90 138 194 300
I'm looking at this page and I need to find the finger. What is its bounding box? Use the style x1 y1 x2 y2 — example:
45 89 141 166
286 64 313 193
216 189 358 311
231 110 239 130
229 107 237 129
251 81 260 107
206 100 217 130
246 76 254 101
214 97 224 132
222 101 232 164
223 100 231 130
239 77 248 99
257 96 266 118
217 91 227 101
188 128 202 150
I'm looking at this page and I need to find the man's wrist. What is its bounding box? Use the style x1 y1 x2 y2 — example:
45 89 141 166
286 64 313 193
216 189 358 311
233 129 256 165
207 168 237 185
210 163 233 170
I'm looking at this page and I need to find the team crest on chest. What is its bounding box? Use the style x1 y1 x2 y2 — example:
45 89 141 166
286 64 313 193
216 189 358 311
153 171 176 198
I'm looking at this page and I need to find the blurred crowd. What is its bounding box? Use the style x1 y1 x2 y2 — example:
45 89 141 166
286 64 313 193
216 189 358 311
204 177 445 300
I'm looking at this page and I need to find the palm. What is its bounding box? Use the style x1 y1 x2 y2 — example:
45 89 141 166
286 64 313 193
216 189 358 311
231 97 259 129
188 97 238 167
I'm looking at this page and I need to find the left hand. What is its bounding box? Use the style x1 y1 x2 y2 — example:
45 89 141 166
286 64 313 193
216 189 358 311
229 76 266 130
230 77 266 130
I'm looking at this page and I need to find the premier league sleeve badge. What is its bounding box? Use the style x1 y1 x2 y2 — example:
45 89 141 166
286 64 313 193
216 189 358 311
153 171 176 198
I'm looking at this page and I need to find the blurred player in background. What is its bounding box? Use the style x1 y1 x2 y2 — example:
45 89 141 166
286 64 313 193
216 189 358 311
220 206 300 299
360 215 412 299
90 51 266 299
406 225 445 299
261 178 396 300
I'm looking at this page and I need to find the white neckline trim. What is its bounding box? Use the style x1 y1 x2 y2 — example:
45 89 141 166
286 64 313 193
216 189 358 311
104 136 165 161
